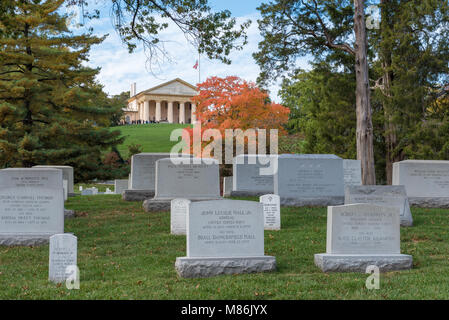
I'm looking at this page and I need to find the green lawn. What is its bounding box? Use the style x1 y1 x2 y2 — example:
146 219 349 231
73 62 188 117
0 194 448 299
111 124 190 158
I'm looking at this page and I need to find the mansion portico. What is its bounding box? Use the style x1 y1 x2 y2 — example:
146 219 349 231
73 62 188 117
123 78 198 124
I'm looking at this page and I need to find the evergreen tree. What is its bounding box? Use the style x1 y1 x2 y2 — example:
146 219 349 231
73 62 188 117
370 0 449 183
0 0 123 181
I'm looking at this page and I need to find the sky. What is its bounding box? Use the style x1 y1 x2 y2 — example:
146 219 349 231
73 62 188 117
66 0 310 102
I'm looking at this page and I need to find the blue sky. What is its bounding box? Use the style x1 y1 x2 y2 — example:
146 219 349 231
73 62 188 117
66 1 309 102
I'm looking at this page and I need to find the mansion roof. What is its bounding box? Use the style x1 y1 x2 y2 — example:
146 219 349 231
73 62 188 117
128 78 198 103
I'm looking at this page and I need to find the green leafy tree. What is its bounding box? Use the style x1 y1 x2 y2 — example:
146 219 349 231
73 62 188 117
280 63 388 182
260 0 449 184
69 0 251 65
0 0 123 181
254 0 376 184
370 0 449 183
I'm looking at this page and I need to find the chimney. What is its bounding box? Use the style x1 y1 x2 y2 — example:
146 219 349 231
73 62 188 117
130 83 136 97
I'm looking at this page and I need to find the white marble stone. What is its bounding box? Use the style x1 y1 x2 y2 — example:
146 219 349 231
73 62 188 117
186 200 265 257
175 199 276 278
259 194 281 230
49 233 77 283
175 256 276 278
0 168 64 246
274 154 345 206
223 176 233 197
63 180 68 201
393 160 449 198
345 185 413 227
343 159 362 186
314 203 412 272
129 153 172 190
33 165 74 194
170 198 190 235
154 157 220 200
232 155 277 196
326 204 400 254
114 179 128 195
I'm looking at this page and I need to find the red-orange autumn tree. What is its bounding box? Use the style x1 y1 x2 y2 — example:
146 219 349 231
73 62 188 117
182 76 290 158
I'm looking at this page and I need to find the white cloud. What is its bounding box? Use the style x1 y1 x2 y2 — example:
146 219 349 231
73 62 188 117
84 11 310 103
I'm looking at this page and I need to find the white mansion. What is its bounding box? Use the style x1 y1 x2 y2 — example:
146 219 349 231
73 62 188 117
123 78 198 124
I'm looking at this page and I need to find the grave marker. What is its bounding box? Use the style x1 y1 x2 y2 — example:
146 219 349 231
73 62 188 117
259 194 281 230
314 204 413 272
175 200 276 278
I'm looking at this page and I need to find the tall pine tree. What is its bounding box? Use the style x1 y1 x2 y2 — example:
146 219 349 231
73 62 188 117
0 0 123 180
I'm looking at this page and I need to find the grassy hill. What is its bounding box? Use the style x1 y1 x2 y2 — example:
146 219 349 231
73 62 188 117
111 124 191 158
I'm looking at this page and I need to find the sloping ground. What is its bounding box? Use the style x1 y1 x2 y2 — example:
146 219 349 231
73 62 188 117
111 124 190 159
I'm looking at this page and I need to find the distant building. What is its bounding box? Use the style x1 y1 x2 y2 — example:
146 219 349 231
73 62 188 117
123 78 198 124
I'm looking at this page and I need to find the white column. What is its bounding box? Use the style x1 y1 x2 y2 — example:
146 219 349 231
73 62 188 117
167 101 173 124
143 100 149 123
179 102 185 124
139 102 143 122
155 101 161 122
191 103 197 124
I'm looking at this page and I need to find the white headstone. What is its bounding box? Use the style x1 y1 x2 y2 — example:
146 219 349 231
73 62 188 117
0 168 64 246
33 165 74 194
91 187 98 195
130 153 172 190
232 155 277 195
187 200 264 257
223 176 233 197
79 186 83 191
314 203 413 272
393 160 449 198
175 199 276 278
259 194 281 230
345 185 413 227
114 179 128 195
49 233 77 283
170 199 191 235
274 154 344 206
343 159 362 186
63 179 68 201
154 158 220 200
326 204 400 254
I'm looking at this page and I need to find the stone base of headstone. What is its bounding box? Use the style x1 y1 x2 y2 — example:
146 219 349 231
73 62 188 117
314 254 413 273
0 234 53 246
230 191 270 198
408 197 449 209
175 256 276 278
143 197 222 212
68 193 77 197
64 209 75 219
122 189 155 201
280 197 344 207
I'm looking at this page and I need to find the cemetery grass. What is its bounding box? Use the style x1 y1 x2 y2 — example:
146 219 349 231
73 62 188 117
1 196 449 299
111 124 190 158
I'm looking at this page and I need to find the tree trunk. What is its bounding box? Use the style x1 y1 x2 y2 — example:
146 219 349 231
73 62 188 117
354 0 376 185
